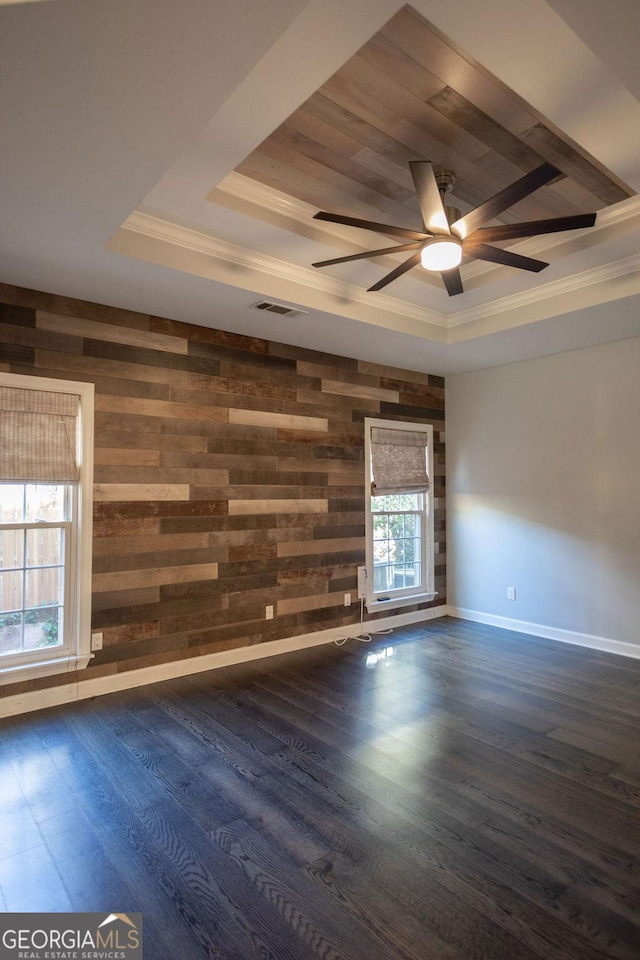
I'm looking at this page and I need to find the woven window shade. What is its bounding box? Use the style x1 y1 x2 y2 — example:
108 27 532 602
0 386 79 483
371 427 429 497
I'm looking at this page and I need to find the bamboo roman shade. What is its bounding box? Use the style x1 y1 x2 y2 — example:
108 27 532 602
0 385 80 483
370 426 429 497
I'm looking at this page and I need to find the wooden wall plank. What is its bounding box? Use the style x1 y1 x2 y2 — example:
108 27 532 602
93 563 219 594
93 518 161 538
92 532 212 557
37 311 188 354
94 484 191 502
93 448 162 466
321 379 400 402
228 408 328 432
277 537 365 558
277 592 345 616
96 394 228 423
228 499 329 516
94 468 229 485
102 620 159 646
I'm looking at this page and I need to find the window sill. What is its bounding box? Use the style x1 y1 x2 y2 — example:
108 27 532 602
0 652 94 687
366 591 438 614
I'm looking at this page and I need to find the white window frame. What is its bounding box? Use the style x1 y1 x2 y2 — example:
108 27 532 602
364 417 436 613
0 373 94 686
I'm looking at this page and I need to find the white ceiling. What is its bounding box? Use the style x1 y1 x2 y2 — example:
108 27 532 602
2 0 640 376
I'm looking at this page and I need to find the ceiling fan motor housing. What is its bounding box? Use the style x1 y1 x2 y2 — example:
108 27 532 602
435 170 456 194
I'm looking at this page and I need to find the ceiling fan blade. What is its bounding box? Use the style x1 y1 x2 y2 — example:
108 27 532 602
452 162 561 238
469 243 548 272
409 161 451 235
367 250 424 292
314 211 428 242
441 267 463 297
312 241 424 269
467 212 597 244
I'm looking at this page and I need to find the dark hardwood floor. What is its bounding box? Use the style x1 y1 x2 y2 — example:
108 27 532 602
1 616 639 960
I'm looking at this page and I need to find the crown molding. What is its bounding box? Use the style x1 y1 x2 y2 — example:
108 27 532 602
450 251 640 328
211 172 316 222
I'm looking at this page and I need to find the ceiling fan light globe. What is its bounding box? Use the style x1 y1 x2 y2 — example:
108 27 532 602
421 238 463 271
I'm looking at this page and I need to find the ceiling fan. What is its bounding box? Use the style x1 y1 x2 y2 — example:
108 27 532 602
311 161 597 296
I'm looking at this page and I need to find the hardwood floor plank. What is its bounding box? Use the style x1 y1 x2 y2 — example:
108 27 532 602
135 799 317 960
211 817 409 960
0 754 43 860
0 844 73 912
37 806 139 910
94 697 242 830
152 679 284 777
305 848 462 960
105 692 327 863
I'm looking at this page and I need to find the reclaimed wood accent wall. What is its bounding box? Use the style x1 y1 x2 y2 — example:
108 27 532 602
0 285 445 697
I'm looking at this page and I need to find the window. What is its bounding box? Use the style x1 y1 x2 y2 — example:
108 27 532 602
0 374 94 685
364 418 436 612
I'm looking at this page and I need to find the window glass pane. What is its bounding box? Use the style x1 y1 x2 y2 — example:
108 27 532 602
406 562 420 586
0 611 22 655
403 537 415 563
0 570 22 612
0 529 24 569
373 565 392 592
25 485 66 522
0 484 24 522
24 605 63 651
373 539 390 563
25 566 62 608
26 527 63 567
372 492 421 511
372 514 388 541
388 513 404 541
404 514 416 537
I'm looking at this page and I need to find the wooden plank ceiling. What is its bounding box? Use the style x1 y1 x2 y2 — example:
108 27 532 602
236 5 633 233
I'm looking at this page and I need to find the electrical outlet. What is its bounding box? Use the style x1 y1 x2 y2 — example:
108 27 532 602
91 631 103 651
344 593 351 606
507 586 516 601
265 605 274 620
357 566 367 599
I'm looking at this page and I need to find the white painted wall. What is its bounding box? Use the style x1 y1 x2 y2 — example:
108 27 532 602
446 332 640 653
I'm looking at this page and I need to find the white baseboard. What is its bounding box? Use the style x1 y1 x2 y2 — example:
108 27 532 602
447 605 640 660
0 605 448 719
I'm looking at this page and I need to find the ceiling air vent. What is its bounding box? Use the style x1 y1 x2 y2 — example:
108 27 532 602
252 300 307 318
